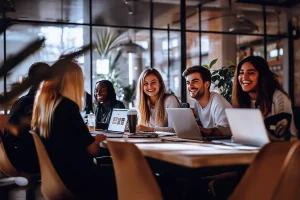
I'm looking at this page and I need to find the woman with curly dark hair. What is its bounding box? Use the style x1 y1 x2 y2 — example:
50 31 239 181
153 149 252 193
94 80 125 129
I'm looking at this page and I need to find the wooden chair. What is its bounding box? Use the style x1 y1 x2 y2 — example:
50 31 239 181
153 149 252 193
107 140 163 200
0 114 20 177
0 130 20 177
271 141 300 200
229 141 295 200
0 130 41 200
0 114 9 133
31 132 75 200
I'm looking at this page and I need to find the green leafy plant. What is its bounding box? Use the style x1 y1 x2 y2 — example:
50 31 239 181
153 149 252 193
123 81 136 104
204 59 236 103
95 28 124 99
95 28 122 59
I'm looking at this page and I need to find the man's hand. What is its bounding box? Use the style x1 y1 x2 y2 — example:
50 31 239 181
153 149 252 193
94 134 107 144
198 126 221 136
136 124 154 132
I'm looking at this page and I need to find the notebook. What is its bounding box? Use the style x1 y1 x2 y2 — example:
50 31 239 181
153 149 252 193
166 108 231 141
91 109 128 138
213 108 270 148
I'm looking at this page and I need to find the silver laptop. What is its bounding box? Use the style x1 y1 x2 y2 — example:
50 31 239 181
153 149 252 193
91 109 128 138
166 108 231 141
167 108 203 140
221 108 270 147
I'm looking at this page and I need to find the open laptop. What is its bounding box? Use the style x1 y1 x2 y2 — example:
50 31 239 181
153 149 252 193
216 108 270 148
91 109 128 138
166 108 231 141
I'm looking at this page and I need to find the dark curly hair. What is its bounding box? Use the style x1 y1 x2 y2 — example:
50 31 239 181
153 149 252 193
94 80 117 105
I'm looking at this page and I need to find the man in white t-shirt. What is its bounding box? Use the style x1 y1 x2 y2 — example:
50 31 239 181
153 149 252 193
182 65 232 136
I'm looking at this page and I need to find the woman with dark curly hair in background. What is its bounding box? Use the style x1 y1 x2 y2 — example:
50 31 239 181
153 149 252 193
94 80 125 130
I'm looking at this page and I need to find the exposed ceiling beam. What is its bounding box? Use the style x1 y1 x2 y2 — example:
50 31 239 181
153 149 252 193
235 0 300 8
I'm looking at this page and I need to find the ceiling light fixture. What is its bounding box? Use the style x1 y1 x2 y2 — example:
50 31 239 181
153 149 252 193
117 1 145 54
229 14 259 33
116 39 144 53
123 0 133 15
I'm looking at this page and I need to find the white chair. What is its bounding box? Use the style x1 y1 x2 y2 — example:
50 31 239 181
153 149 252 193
107 140 163 200
31 132 76 200
271 141 300 200
0 130 29 178
229 141 295 200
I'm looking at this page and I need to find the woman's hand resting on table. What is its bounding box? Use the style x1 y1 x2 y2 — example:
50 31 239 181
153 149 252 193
136 124 154 132
87 134 107 156
94 134 107 144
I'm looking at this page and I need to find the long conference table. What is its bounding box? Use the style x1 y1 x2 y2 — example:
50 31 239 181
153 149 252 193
101 136 259 169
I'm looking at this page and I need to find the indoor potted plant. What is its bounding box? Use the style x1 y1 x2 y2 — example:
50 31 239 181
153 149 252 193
95 28 124 99
204 59 236 103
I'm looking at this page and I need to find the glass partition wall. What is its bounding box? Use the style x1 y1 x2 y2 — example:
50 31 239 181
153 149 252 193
1 0 298 108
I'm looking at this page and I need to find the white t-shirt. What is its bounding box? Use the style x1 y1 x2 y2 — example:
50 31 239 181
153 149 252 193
149 95 181 132
193 92 232 135
251 90 298 140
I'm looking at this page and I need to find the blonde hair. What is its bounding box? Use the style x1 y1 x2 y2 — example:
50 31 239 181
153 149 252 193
31 60 85 138
136 68 169 126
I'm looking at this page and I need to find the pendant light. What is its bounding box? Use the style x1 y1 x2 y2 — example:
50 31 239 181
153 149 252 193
229 14 259 33
116 0 145 54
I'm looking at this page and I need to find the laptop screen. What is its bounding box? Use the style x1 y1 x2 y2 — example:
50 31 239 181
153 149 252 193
225 108 270 147
108 109 128 132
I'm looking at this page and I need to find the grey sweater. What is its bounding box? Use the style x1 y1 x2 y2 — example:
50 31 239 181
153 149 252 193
149 95 180 132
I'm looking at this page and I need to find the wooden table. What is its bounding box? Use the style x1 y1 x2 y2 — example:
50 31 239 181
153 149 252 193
102 137 258 168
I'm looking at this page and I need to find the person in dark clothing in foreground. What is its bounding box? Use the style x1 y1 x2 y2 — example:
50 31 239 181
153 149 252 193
85 91 93 115
3 62 49 174
31 60 116 199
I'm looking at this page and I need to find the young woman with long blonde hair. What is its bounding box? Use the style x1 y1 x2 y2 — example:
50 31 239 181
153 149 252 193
31 60 116 199
136 68 180 132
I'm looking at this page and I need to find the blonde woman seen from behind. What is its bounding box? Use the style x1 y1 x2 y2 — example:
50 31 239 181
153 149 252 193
136 68 180 132
31 60 116 199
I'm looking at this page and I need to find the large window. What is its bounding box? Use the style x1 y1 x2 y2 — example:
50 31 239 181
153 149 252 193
4 24 90 94
0 0 297 106
153 30 181 99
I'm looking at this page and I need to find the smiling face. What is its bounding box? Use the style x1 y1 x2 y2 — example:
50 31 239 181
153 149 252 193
95 83 108 103
238 62 259 93
143 74 161 100
186 72 208 100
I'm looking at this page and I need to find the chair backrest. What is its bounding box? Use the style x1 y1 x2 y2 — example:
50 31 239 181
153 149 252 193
0 114 9 133
292 106 300 137
271 141 300 200
229 141 295 200
0 130 20 177
31 132 75 200
107 140 163 200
